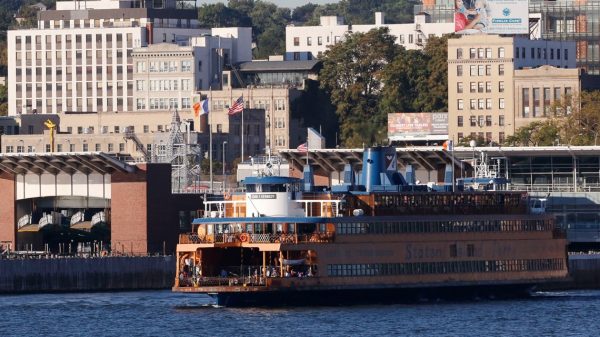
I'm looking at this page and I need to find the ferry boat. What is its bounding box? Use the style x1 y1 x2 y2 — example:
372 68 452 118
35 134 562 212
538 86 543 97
173 147 568 306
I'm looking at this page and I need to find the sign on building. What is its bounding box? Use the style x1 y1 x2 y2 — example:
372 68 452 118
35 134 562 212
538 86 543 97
388 113 448 142
455 0 529 35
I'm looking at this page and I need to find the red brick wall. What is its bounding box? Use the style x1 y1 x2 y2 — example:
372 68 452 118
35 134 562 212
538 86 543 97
0 172 16 249
111 165 148 255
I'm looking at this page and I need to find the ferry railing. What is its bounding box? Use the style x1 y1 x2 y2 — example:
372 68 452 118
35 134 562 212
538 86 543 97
180 276 267 288
179 232 336 244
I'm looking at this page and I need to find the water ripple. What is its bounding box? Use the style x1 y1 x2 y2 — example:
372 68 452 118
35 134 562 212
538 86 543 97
1 290 600 337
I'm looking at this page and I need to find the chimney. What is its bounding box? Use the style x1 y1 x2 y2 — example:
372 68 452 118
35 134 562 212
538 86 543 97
375 12 385 25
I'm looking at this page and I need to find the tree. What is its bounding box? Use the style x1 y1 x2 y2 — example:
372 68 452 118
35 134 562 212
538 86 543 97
415 35 449 112
291 3 318 24
320 27 399 147
250 2 290 58
504 120 561 146
380 49 427 113
197 3 250 28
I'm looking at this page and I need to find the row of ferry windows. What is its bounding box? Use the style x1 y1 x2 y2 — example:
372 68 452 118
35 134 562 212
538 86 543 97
375 193 521 208
335 219 553 235
327 259 564 277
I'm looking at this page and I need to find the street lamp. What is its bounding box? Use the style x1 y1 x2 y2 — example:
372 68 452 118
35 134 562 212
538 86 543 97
222 141 227 193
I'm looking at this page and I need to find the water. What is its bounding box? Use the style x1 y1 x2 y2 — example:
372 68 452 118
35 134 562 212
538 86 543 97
1 290 600 336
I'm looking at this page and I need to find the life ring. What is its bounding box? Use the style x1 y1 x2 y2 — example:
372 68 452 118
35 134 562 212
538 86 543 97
239 233 249 243
101 250 108 257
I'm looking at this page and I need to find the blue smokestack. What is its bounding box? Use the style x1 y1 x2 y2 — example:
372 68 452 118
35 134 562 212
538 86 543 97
303 165 314 192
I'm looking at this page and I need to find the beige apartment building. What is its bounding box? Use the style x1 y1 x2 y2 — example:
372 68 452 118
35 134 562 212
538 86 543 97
448 35 577 144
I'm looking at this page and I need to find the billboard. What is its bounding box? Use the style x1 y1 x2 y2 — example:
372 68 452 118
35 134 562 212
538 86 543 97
388 113 448 141
454 0 529 35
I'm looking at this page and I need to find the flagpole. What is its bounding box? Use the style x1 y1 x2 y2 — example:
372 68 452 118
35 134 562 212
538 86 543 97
451 138 455 193
241 102 244 162
209 87 213 193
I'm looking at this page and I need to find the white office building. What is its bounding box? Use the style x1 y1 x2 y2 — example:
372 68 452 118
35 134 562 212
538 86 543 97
7 0 209 115
285 11 454 60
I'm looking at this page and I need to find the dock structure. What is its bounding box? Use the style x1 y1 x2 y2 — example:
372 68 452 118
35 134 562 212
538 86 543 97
0 153 201 255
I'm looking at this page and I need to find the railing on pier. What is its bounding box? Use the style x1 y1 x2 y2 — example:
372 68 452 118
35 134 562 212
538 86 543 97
179 232 335 245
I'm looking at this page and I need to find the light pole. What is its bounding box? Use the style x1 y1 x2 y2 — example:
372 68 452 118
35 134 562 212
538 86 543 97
222 141 227 193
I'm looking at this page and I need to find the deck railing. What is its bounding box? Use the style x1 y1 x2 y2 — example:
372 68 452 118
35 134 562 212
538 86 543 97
179 232 335 244
179 276 266 287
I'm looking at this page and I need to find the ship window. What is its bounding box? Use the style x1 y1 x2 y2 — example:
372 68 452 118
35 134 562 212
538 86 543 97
449 244 457 258
467 244 475 257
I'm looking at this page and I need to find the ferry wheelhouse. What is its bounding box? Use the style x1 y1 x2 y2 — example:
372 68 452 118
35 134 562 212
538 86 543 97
173 147 568 306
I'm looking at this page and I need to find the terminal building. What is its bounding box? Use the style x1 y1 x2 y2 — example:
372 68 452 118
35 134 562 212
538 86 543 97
279 145 600 249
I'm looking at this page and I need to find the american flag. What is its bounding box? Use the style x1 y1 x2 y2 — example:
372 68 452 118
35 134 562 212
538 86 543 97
297 142 308 153
228 96 244 115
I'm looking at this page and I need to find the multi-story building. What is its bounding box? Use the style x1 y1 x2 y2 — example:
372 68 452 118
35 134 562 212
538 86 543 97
416 0 600 74
285 11 454 60
132 30 252 112
448 35 577 144
7 0 207 115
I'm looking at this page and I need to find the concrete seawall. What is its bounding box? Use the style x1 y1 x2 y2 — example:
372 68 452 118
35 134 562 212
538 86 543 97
0 256 174 293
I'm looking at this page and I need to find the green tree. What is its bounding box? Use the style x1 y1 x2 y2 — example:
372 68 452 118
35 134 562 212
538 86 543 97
197 3 250 28
379 49 427 113
250 2 290 58
415 35 449 112
320 27 399 147
291 3 318 24
504 120 561 146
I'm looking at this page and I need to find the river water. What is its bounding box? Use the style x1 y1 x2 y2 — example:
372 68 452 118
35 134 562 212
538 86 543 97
1 290 599 336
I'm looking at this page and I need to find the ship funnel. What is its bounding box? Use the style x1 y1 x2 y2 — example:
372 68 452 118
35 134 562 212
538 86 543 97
361 147 405 192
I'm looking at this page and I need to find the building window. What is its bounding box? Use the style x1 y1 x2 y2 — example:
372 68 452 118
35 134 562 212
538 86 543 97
478 115 485 127
457 99 464 110
498 64 505 76
108 143 114 152
470 82 476 93
531 48 535 58
293 52 300 61
458 133 464 142
486 115 492 127
554 87 561 101
469 48 476 59
515 47 519 59
486 98 492 109
522 88 530 117
478 99 484 110
457 65 463 76
499 132 505 143
458 116 464 127
317 36 322 45
478 82 484 93
470 116 477 127
533 88 541 117
486 82 492 93
408 34 413 44
470 99 476 110
114 126 120 133
95 144 101 151
399 35 405 44
543 88 551 116
182 97 191 109
307 37 312 46
119 143 125 152
485 65 491 76
499 115 505 126
478 65 484 76
499 81 505 93
83 143 88 151
136 98 146 110
486 48 492 58
470 65 477 76
478 48 484 58
557 49 561 60
457 48 463 59
181 60 192 72
293 37 299 46
498 47 505 58
457 82 463 93
499 98 505 109
136 80 144 91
